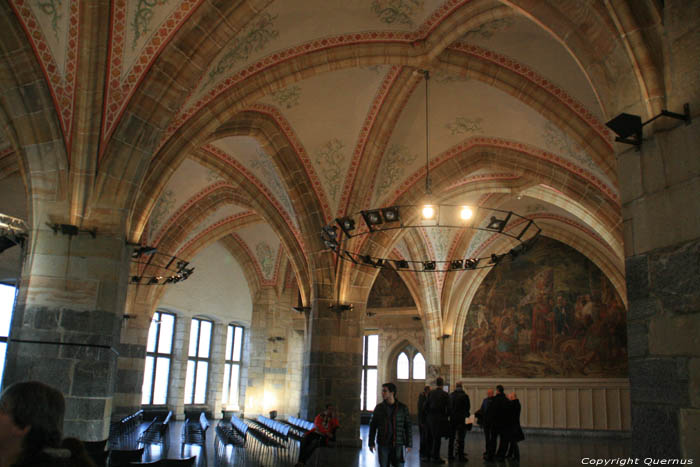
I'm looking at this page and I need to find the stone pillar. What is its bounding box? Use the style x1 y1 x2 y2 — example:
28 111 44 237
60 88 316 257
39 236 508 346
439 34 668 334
244 286 296 417
619 119 700 459
3 227 130 440
300 295 364 447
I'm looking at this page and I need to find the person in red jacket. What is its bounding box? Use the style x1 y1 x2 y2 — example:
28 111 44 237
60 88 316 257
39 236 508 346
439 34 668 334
295 404 339 466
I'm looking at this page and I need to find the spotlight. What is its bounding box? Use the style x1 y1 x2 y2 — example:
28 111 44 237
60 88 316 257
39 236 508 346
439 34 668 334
465 258 480 269
490 254 501 265
606 113 642 141
423 261 436 271
460 206 473 220
322 225 338 241
509 244 525 259
336 217 356 235
132 246 157 258
421 205 435 220
131 276 141 283
361 209 383 226
381 206 400 222
148 277 160 285
324 240 338 251
450 259 464 270
394 259 409 269
361 255 375 265
487 215 509 232
375 258 385 267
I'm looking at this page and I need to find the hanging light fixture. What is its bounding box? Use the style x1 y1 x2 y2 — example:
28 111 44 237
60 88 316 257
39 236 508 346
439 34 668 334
321 69 541 272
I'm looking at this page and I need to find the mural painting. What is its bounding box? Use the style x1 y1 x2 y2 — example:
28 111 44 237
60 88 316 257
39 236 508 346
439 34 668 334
368 268 416 308
462 237 627 378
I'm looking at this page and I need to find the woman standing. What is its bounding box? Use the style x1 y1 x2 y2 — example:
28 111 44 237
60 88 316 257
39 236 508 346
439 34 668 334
506 392 525 461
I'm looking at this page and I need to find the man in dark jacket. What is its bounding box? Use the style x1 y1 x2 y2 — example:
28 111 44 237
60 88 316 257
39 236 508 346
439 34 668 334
488 384 510 461
477 388 494 460
369 382 412 467
448 381 470 461
424 377 450 464
417 385 432 461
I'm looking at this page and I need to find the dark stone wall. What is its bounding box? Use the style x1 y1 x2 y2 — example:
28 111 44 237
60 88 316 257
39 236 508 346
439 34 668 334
626 237 700 458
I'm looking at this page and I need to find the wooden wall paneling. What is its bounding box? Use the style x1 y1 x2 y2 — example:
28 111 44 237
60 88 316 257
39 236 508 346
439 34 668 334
580 388 594 429
552 387 566 428
593 388 607 430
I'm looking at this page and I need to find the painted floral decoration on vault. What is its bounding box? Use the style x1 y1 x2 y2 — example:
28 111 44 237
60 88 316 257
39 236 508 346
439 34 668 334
131 0 170 49
270 85 301 109
375 144 418 201
255 241 275 278
205 12 278 87
36 0 63 38
462 237 627 378
314 138 346 204
148 188 175 238
459 17 514 41
446 117 483 136
371 0 424 27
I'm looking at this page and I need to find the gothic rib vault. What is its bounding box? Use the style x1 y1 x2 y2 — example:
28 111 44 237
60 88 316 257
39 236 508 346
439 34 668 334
0 0 698 459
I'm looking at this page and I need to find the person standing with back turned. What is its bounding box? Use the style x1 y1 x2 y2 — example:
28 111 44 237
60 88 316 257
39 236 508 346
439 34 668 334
448 381 470 461
425 377 450 464
417 385 432 461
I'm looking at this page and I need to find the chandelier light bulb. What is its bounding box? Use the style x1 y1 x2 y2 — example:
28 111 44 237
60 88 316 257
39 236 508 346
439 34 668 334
422 205 435 220
460 206 473 220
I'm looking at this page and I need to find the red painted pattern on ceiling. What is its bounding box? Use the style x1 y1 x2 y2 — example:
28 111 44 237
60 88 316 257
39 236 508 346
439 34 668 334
337 66 402 217
100 0 204 158
386 137 620 206
241 104 331 223
201 144 304 252
10 0 79 157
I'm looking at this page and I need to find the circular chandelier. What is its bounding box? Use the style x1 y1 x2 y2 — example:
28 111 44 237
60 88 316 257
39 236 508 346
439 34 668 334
321 70 541 273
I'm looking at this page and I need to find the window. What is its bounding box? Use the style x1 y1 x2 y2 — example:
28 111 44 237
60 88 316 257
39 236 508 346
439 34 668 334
361 334 378 411
184 317 213 405
394 345 425 380
141 311 175 405
0 284 16 385
222 324 244 409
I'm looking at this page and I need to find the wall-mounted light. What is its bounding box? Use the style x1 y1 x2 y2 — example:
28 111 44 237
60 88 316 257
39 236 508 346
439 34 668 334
606 103 690 149
292 306 310 314
437 334 451 341
329 304 353 313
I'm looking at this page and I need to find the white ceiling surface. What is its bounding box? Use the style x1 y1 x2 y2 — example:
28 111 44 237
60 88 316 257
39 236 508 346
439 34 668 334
458 14 603 119
372 77 612 204
234 223 282 282
159 241 253 324
211 136 298 229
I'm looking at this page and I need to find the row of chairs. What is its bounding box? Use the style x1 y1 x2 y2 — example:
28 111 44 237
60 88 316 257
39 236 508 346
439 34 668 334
214 419 247 466
109 410 144 449
139 411 173 456
180 412 210 462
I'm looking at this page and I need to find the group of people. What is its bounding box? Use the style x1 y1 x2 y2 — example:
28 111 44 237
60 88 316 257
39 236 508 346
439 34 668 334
475 384 525 462
417 378 471 464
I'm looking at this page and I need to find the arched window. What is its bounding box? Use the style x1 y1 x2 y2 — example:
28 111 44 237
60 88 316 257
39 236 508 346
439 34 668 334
413 352 426 379
393 345 425 381
185 317 213 405
361 334 378 411
397 352 409 380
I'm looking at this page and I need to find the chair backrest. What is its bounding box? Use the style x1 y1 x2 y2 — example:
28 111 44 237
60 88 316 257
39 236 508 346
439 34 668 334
163 411 173 425
199 412 210 432
109 447 144 467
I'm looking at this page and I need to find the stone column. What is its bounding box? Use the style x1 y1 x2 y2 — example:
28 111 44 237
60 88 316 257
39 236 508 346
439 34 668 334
3 227 130 440
244 286 296 417
619 119 700 459
300 294 364 447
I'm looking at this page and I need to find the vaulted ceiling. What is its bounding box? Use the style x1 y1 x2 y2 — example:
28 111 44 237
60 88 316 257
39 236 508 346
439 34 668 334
1 0 644 313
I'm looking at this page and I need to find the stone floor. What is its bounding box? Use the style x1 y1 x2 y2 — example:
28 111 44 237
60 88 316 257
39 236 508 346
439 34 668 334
133 421 631 467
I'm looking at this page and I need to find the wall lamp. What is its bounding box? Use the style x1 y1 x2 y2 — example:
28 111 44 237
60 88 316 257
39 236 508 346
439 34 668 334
437 334 451 341
329 304 353 313
292 306 310 314
267 336 285 342
606 103 691 149
47 223 96 238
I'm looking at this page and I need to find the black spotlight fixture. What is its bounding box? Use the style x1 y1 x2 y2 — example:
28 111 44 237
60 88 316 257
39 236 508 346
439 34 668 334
606 103 690 149
375 258 385 268
361 209 384 228
132 245 157 258
487 214 510 232
131 276 141 284
423 261 436 271
321 225 338 241
394 259 409 269
361 254 375 266
336 217 356 236
465 258 480 269
381 206 400 223
490 254 502 265
450 259 464 270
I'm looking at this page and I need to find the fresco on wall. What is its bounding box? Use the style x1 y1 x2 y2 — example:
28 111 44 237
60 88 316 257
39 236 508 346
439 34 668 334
462 237 627 378
368 268 416 308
